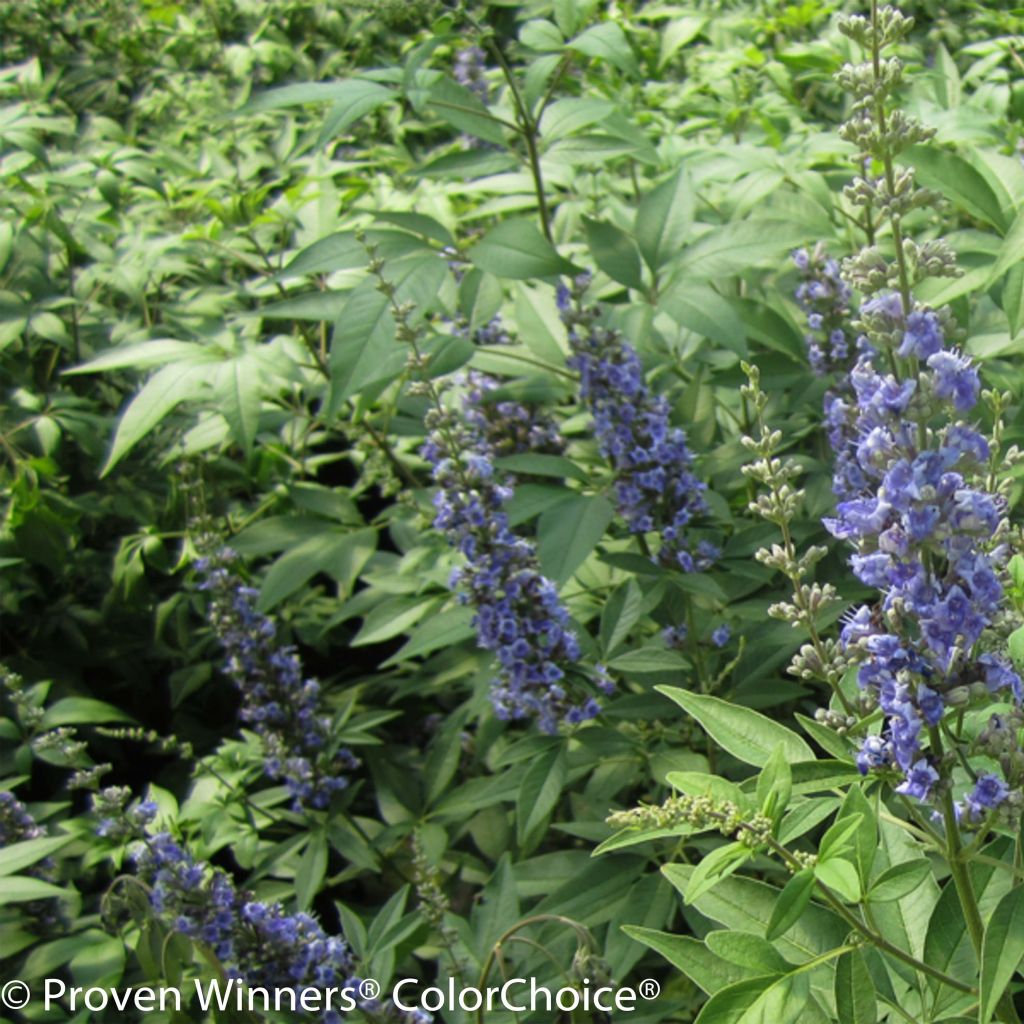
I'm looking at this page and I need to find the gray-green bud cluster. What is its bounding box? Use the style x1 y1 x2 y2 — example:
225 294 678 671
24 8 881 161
607 793 773 849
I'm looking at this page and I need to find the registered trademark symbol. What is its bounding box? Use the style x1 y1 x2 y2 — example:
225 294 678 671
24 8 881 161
359 978 381 1000
639 978 660 1000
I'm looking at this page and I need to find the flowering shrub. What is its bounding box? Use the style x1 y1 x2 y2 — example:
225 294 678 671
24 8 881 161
4 2 1024 1023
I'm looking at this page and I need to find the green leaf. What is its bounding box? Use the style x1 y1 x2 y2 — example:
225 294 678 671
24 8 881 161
656 687 813 767
1009 625 1024 669
658 15 707 67
242 79 393 126
69 932 125 988
979 886 1024 1024
373 211 453 247
220 353 262 455
539 97 616 142
932 43 961 109
0 876 69 907
867 860 933 903
594 823 695 855
1002 264 1024 338
815 857 861 904
836 787 877 887
295 833 328 912
513 282 569 363
326 281 402 413
870 817 939 961
904 146 1007 231
818 814 863 862
600 579 644 657
986 209 1024 288
468 219 575 279
621 927 758 994
427 75 508 146
40 697 134 728
924 838 1013 1002
674 221 811 279
259 292 350 320
276 232 364 279
608 647 687 676
537 493 614 584
475 854 520 955
778 798 841 845
694 971 811 1024
766 870 816 941
258 529 376 611
835 949 876 1024
516 745 567 850
756 744 792 824
0 835 75 877
684 842 753 904
668 772 748 811
664 865 847 963
583 217 644 290
705 930 791 975
661 282 747 354
102 361 215 475
635 167 695 271
494 453 588 483
381 607 476 667
65 340 206 374
569 22 638 76
796 712 856 760
351 596 439 647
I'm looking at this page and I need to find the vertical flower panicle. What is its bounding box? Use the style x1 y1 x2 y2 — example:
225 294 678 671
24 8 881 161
195 552 358 812
422 380 609 733
98 795 432 1024
825 3 1024 823
558 280 716 573
826 301 1019 808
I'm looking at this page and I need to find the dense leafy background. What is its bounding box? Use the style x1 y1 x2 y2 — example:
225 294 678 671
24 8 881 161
3 0 1024 1022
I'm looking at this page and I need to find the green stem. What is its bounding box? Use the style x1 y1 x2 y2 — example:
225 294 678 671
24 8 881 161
478 29 554 243
929 728 1019 1022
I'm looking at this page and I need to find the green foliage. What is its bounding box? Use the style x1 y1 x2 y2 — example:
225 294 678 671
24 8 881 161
3 1 1024 1022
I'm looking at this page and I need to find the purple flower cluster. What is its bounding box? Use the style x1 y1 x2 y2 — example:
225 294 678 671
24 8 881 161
461 370 565 459
792 245 855 376
0 791 63 932
422 385 609 733
558 282 716 573
129 827 357 1024
195 552 358 811
825 294 1019 813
